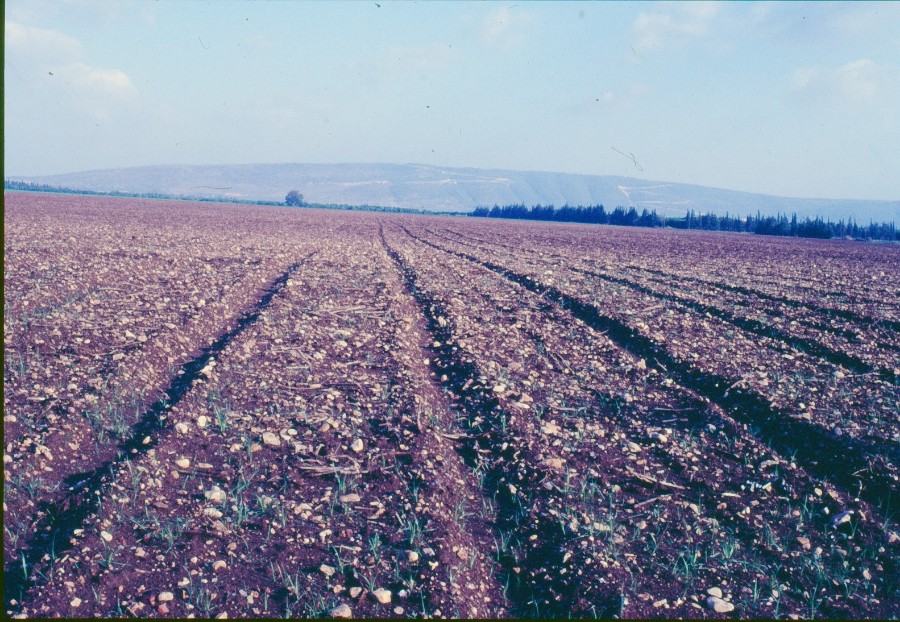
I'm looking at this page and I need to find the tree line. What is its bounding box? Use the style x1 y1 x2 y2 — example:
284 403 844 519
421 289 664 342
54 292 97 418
469 204 898 241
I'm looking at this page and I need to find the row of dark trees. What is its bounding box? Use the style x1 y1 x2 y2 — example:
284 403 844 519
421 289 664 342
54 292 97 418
470 203 898 241
4 180 283 206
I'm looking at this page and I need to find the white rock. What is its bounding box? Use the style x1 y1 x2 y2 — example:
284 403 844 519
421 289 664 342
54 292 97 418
262 432 281 447
205 486 226 503
372 588 392 604
706 587 723 598
158 591 174 602
212 560 227 571
350 439 364 453
350 587 363 598
330 604 353 618
320 564 336 577
197 415 209 429
175 458 190 469
832 510 853 527
339 493 361 503
100 530 113 542
70 597 82 608
544 457 566 469
706 596 734 613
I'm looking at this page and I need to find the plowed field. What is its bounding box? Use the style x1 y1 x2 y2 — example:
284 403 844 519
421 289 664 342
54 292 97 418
4 192 898 618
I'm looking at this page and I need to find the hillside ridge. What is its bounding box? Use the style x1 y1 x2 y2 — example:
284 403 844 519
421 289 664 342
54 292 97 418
8 163 898 222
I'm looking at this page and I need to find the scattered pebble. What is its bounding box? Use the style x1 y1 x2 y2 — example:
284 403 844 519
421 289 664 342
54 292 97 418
330 604 353 618
262 432 281 447
158 591 174 602
205 486 226 503
320 564 336 577
706 596 735 613
373 588 392 604
832 510 853 527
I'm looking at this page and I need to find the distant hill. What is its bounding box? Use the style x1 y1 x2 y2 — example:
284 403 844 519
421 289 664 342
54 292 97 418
7 163 898 222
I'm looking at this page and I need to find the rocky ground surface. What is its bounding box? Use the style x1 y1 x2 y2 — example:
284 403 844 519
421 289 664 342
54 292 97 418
4 193 898 618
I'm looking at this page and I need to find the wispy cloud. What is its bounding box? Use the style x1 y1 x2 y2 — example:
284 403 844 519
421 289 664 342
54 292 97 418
5 20 137 119
632 1 721 52
791 59 898 106
481 5 534 49
5 20 82 66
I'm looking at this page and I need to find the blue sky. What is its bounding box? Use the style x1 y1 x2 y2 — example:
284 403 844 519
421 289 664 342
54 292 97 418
5 1 900 200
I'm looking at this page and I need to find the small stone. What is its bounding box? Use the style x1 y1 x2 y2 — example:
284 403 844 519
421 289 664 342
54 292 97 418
203 508 223 519
320 564 336 577
706 596 734 613
832 510 853 527
212 560 227 571
70 597 82 608
330 604 353 618
158 591 175 602
135 547 146 558
175 422 189 434
796 536 811 550
100 530 113 543
408 551 419 563
175 458 190 469
340 493 361 503
544 457 566 469
349 587 363 598
158 604 169 614
706 587 723 598
262 432 281 447
205 487 226 503
372 588 392 604
350 439 364 453
197 415 209 429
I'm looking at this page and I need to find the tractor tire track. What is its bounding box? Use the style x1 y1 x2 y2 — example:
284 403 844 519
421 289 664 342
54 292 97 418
404 229 899 520
440 226 900 337
4 252 316 613
379 223 594 617
571 267 898 385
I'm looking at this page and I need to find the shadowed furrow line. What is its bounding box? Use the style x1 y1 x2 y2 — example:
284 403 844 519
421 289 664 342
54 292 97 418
571 267 898 385
632 265 900 334
3 252 316 613
438 227 900 353
404 229 899 520
378 224 593 618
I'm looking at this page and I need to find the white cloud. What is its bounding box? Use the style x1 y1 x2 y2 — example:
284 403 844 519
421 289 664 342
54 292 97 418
5 20 82 65
5 20 137 120
632 1 721 52
481 6 534 49
791 59 898 105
